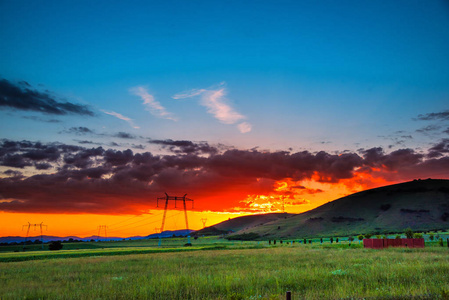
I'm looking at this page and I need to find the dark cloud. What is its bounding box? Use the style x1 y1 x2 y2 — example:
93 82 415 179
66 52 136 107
114 132 136 139
76 140 96 144
361 147 424 171
22 116 61 123
0 138 448 214
427 139 449 158
34 162 52 170
0 79 94 116
132 144 145 150
62 127 95 135
149 139 218 155
416 125 442 133
415 110 449 121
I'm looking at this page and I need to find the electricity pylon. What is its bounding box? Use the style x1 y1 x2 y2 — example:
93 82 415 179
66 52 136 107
201 218 207 228
22 222 47 250
97 225 108 240
157 193 194 232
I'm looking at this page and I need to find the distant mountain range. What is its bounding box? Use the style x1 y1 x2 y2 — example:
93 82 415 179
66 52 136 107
225 179 449 239
0 229 194 244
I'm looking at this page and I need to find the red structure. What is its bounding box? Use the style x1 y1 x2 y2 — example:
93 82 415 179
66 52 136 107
363 238 425 249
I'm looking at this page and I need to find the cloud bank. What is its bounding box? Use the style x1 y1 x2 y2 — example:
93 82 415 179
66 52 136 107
1 138 448 214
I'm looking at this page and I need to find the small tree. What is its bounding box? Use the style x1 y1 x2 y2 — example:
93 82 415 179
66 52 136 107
336 238 339 243
405 228 414 239
348 236 354 243
439 238 444 247
365 233 372 239
429 233 435 241
48 241 63 251
330 237 334 243
414 233 423 239
357 235 364 244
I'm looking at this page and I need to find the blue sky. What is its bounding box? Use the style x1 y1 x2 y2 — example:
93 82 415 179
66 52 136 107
1 0 449 153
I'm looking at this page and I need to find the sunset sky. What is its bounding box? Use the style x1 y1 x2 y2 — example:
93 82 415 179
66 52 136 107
1 0 449 238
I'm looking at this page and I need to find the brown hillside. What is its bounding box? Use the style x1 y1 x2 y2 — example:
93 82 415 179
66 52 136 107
230 179 449 239
194 213 294 236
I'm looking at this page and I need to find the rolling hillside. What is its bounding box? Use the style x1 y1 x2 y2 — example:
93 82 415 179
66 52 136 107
228 179 449 239
193 213 294 236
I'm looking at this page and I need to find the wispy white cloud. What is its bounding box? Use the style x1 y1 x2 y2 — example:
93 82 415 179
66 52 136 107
130 86 177 121
101 110 140 129
172 88 206 100
237 122 252 133
173 84 252 133
201 88 245 124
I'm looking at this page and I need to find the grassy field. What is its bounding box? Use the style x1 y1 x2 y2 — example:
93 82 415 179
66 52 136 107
1 238 449 299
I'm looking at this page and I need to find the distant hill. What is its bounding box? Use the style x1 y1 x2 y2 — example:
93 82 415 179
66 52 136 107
229 179 449 239
146 229 194 239
193 213 294 236
0 229 194 244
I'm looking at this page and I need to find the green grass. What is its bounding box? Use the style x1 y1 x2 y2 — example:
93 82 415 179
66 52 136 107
1 240 449 299
0 237 268 262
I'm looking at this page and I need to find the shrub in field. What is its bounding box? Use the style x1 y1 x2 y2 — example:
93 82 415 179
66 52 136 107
48 241 63 251
336 238 339 243
380 204 391 211
429 233 435 241
348 237 354 243
330 237 334 243
303 238 306 244
439 238 444 247
357 235 364 241
405 228 414 239
184 243 192 247
227 233 260 241
414 233 423 239
364 233 372 239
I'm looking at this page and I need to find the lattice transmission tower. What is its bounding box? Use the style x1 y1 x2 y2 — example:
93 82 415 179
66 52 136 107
97 225 108 240
22 222 47 250
157 193 194 232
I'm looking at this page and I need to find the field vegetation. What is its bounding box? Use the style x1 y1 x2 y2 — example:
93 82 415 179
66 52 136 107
1 236 449 299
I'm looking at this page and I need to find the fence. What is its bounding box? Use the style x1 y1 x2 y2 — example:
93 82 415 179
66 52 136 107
363 238 424 249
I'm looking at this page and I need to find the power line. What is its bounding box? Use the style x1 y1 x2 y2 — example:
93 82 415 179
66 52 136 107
107 212 183 234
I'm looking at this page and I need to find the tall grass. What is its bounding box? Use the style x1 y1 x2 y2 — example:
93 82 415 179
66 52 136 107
1 245 449 299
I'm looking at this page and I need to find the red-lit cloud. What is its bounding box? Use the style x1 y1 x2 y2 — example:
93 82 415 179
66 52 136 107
0 138 448 215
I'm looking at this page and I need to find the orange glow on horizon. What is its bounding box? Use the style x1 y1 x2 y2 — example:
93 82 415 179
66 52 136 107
0 168 399 238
